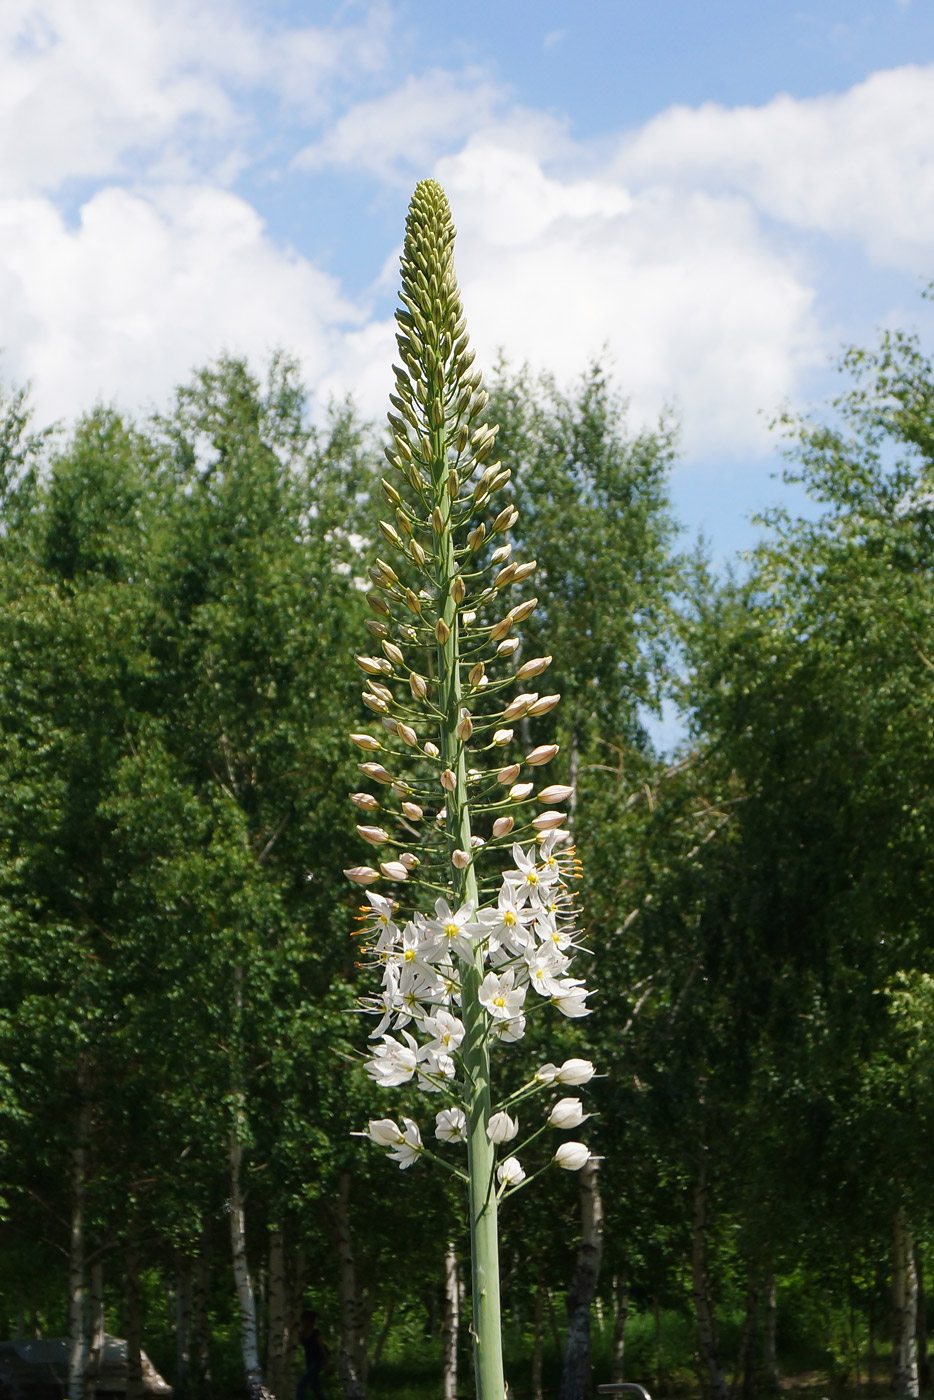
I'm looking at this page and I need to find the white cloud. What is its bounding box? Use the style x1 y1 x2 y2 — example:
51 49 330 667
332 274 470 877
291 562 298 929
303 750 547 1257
0 185 366 427
615 65 934 271
293 68 507 181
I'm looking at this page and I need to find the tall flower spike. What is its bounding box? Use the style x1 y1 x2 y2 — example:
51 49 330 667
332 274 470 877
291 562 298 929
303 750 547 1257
348 181 597 1400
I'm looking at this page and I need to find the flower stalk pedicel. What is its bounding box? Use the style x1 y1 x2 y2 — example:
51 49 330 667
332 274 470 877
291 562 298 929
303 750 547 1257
348 180 597 1400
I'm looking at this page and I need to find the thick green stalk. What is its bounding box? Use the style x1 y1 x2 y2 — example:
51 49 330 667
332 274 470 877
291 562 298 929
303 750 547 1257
432 369 506 1400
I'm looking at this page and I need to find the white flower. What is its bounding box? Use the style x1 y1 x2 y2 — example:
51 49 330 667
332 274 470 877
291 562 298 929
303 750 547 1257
526 944 570 997
504 842 559 904
366 1118 402 1146
536 1062 559 1084
486 1111 519 1144
554 1141 590 1171
388 1117 423 1169
364 1032 418 1087
497 1156 526 1187
492 1014 526 1043
551 980 592 1018
547 1097 588 1130
424 898 480 963
479 969 527 1021
435 1107 467 1143
423 1009 465 1053
556 1058 595 1085
417 1047 456 1090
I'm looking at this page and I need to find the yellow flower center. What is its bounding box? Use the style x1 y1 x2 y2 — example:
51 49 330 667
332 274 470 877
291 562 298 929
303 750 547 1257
493 995 506 1008
527 871 538 885
504 910 517 926
445 922 459 938
404 948 415 960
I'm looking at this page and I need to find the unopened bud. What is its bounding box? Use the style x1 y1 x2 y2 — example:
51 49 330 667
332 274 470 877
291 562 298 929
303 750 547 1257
383 641 405 666
365 619 389 639
405 588 422 614
362 693 388 715
344 866 380 885
380 861 409 880
398 723 418 746
447 470 459 497
355 655 384 676
493 728 514 746
424 742 440 758
399 852 420 870
452 849 470 869
538 784 575 804
526 744 559 767
376 558 399 585
469 662 486 686
490 616 513 642
517 656 552 681
512 560 536 583
510 597 538 623
436 618 451 644
509 782 534 802
381 717 398 735
456 712 474 741
493 505 518 533
401 801 423 821
431 507 444 535
381 478 402 507
497 638 520 657
527 693 560 716
350 733 381 752
452 574 466 604
356 825 390 845
350 792 380 812
497 764 521 784
490 543 512 565
410 540 427 566
503 692 539 721
532 810 566 831
492 816 515 838
441 769 457 791
379 521 403 548
410 672 428 700
462 610 477 627
359 762 393 785
467 523 486 552
494 563 518 589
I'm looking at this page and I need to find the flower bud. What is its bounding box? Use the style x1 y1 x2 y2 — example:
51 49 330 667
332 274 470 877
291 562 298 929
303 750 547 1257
404 588 422 614
359 762 393 784
536 1063 558 1084
462 610 477 627
470 835 485 848
527 694 560 716
494 562 517 589
509 783 534 801
362 693 388 714
489 616 513 642
399 852 419 870
555 1059 595 1085
397 723 418 746
355 655 384 676
456 712 474 741
366 591 390 616
381 717 398 735
410 672 428 700
468 662 486 686
344 866 380 885
350 733 381 752
452 574 466 604
497 764 521 784
516 656 552 681
436 618 451 644
441 769 457 791
526 744 559 766
532 810 566 830
350 792 380 812
492 816 515 838
547 1098 588 1130
538 784 575 804
452 849 470 869
410 539 427 566
380 478 402 508
490 543 512 566
503 693 538 721
401 801 423 820
467 523 486 552
497 638 520 656
497 1156 526 1187
379 520 403 548
493 728 513 745
486 1111 519 1144
380 861 409 880
510 597 538 623
512 561 536 583
383 641 405 666
492 505 516 533
356 825 390 845
554 1142 590 1171
431 506 444 535
365 619 389 638
424 742 440 758
375 558 399 585
367 1117 402 1145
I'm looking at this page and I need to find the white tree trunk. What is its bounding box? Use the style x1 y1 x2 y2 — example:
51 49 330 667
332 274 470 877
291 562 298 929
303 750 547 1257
230 1117 268 1400
334 1171 366 1400
68 1093 91 1400
893 1207 920 1398
692 1170 729 1400
610 1275 629 1385
193 1230 212 1397
560 1156 604 1400
442 1241 459 1400
175 1257 192 1400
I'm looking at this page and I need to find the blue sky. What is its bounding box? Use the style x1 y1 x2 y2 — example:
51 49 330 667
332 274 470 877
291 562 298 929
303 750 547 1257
4 0 934 563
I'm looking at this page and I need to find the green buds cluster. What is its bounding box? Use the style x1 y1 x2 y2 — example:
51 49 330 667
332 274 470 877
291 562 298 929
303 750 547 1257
344 179 566 905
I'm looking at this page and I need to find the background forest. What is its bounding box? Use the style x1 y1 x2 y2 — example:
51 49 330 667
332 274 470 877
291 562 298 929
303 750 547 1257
1 306 933 1400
